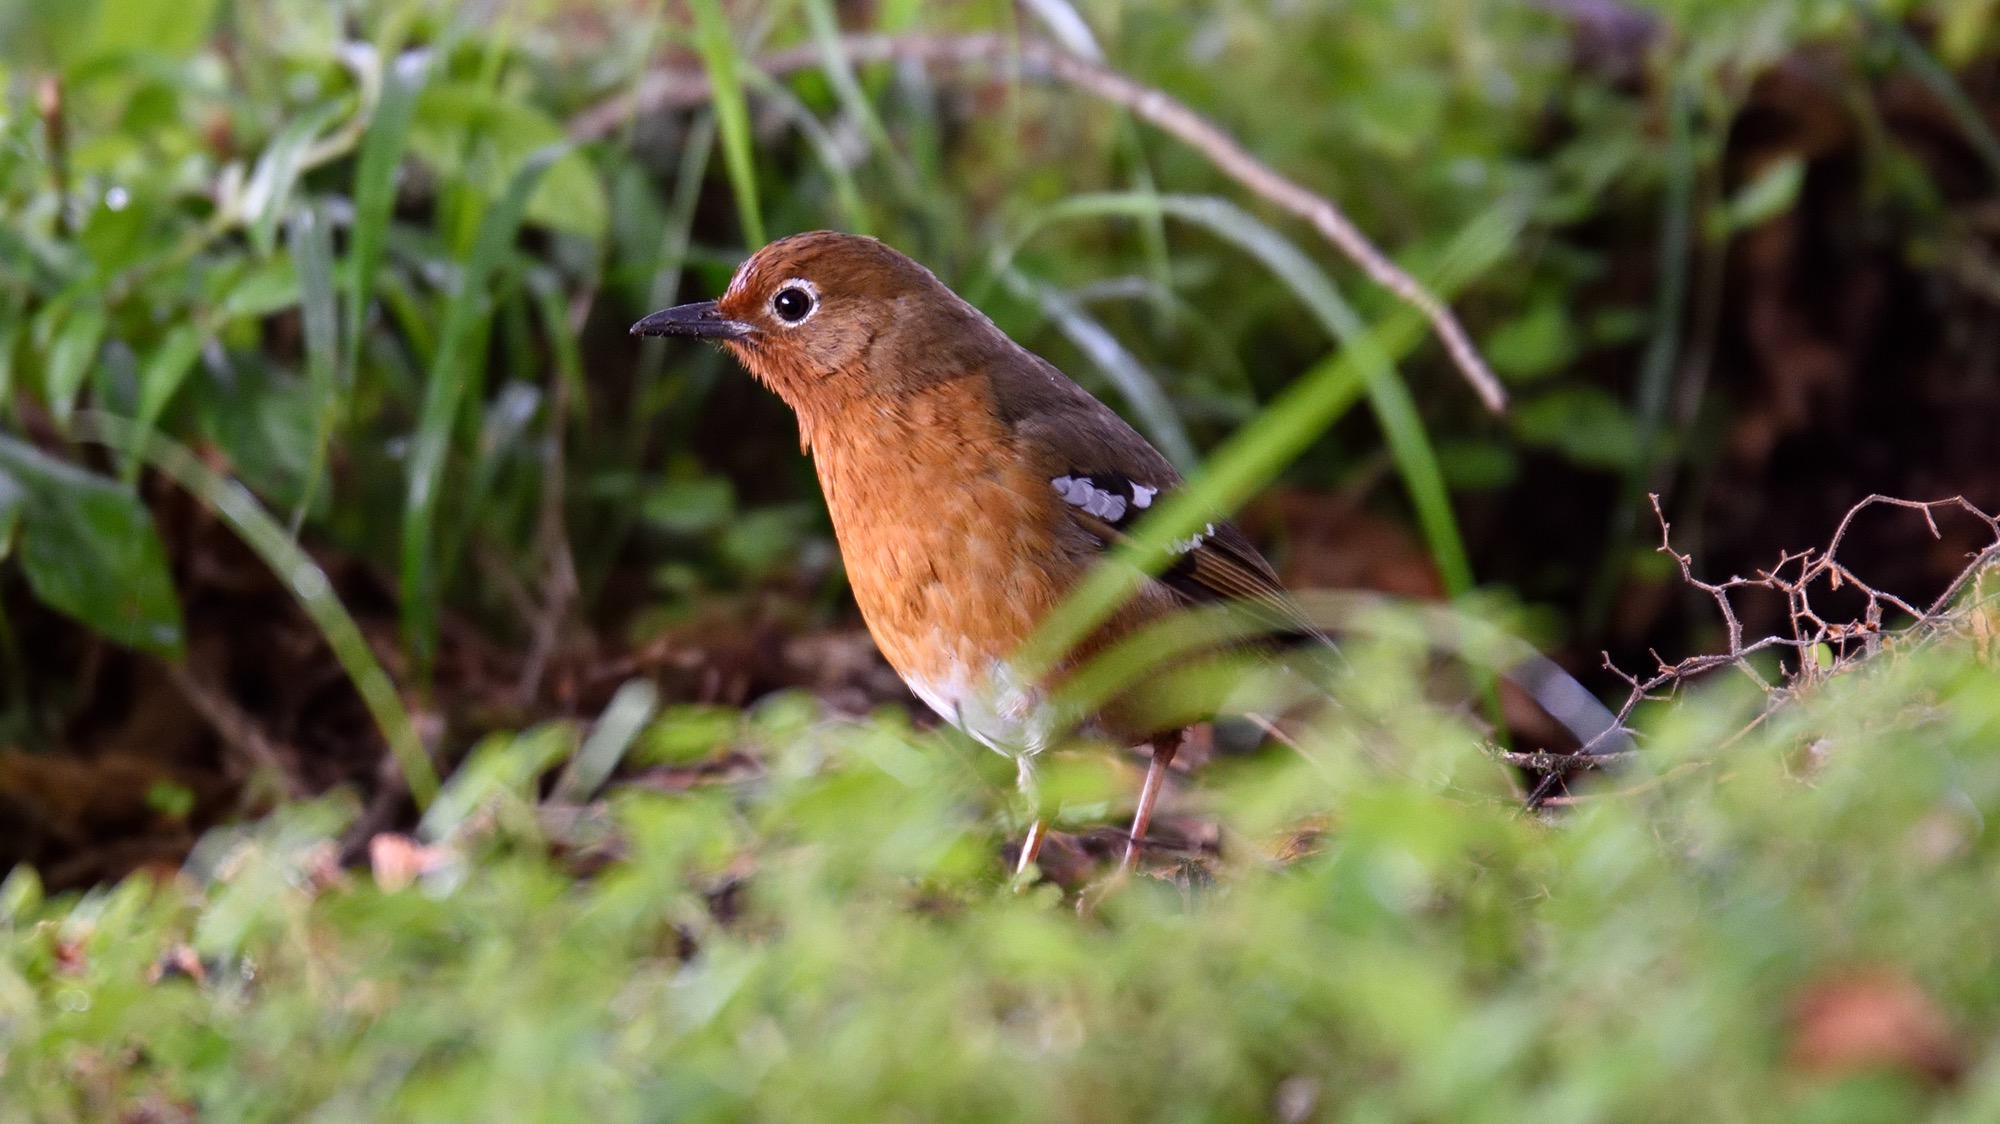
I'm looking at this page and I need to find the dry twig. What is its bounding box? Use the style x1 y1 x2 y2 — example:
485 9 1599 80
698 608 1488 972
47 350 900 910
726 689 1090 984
1527 493 2000 802
569 32 1507 413
1606 494 2000 720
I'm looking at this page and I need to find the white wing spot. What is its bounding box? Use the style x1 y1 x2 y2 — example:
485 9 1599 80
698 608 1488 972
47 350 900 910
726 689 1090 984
1131 484 1157 509
1171 523 1217 554
1050 475 1131 522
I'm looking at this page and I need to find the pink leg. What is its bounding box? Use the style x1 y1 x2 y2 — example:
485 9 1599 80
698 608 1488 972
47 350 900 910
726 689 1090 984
1120 731 1183 874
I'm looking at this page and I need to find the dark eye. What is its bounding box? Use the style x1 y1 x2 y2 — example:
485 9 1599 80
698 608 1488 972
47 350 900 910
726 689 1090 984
772 286 814 323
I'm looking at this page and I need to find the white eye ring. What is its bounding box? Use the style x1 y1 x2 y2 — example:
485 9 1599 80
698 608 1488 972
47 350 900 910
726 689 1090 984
768 278 820 327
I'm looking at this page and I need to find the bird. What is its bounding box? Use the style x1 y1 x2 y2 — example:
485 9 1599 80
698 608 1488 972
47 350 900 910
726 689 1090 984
633 231 1623 877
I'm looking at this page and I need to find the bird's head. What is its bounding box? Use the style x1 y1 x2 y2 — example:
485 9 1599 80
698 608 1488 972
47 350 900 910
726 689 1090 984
631 231 1003 418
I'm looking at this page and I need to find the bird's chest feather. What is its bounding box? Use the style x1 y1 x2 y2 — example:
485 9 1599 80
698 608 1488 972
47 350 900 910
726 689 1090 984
808 381 1082 743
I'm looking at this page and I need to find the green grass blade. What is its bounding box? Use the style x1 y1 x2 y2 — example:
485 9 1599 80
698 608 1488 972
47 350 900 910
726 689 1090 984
241 101 345 257
801 0 890 153
1142 198 1471 591
346 50 429 393
1116 129 1175 319
73 412 438 808
645 112 718 318
401 147 559 678
690 0 766 246
376 272 436 371
553 678 658 804
419 725 572 842
288 203 340 534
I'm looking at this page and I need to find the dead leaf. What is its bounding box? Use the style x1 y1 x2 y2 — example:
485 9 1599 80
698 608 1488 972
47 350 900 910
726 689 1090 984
368 833 446 892
1789 969 1963 1085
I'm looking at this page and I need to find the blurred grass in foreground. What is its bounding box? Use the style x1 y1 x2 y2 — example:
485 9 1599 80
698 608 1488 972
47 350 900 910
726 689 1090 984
5 617 2000 1121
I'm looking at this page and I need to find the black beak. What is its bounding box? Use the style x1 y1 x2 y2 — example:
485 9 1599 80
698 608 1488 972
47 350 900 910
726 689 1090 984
629 301 754 340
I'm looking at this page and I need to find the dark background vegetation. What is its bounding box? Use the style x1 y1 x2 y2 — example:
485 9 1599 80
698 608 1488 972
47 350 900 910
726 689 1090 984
6 0 2000 1117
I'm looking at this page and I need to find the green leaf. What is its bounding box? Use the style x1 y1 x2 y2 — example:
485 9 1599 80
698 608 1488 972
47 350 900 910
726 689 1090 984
0 469 23 560
41 300 106 427
219 258 302 320
125 323 205 482
408 82 607 240
1513 387 1642 471
0 315 21 406
0 865 39 922
420 724 573 841
196 358 320 514
634 704 739 766
145 780 195 819
1436 439 1519 491
689 0 765 246
721 506 813 579
1720 155 1804 234
88 0 216 58
1349 68 1449 160
0 436 183 654
1485 294 1578 382
1942 0 2000 67
642 477 735 535
528 151 608 242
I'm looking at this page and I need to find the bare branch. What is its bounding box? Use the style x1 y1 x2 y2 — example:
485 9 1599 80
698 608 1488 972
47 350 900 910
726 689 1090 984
1614 494 2000 752
1527 493 2000 805
571 32 1508 413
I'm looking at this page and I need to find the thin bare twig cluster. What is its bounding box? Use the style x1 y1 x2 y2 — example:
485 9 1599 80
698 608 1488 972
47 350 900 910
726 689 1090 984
1528 493 2000 803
